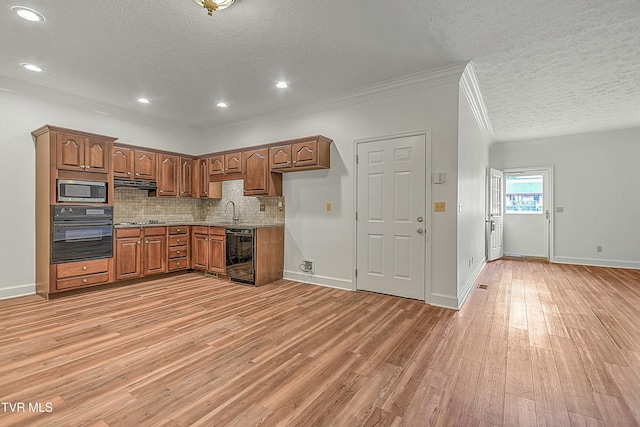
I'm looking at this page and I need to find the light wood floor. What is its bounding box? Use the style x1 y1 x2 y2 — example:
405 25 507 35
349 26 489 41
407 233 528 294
1 260 640 426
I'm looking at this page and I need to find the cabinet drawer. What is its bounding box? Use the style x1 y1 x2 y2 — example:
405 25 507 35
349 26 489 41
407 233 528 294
57 259 109 279
209 227 226 236
169 246 187 259
57 272 110 290
144 226 166 236
168 258 188 271
192 226 209 235
169 235 188 246
115 228 142 238
168 226 187 235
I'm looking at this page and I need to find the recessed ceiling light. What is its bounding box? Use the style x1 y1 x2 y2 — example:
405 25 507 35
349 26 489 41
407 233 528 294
12 6 45 22
136 97 151 104
21 63 43 72
216 102 229 108
276 81 290 89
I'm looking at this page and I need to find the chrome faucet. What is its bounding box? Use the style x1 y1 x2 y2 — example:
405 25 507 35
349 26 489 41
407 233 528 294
225 200 239 223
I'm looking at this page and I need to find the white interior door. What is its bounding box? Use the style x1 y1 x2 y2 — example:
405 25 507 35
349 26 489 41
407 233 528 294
503 169 551 258
488 168 504 261
356 134 426 300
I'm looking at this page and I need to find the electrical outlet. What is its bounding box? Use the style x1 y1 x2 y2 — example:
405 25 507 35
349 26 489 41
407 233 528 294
302 259 315 273
597 246 602 252
259 203 265 211
155 204 160 212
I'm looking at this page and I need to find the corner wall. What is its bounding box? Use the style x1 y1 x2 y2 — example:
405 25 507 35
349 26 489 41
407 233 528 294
490 128 640 269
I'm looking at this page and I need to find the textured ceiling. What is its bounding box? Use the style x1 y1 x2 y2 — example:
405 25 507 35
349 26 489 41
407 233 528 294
1 0 639 141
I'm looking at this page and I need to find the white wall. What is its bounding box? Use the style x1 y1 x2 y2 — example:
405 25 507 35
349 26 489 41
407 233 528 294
491 128 640 269
201 83 462 306
457 81 490 306
0 91 201 299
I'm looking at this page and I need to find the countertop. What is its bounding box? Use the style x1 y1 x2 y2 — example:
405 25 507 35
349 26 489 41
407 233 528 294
113 221 283 229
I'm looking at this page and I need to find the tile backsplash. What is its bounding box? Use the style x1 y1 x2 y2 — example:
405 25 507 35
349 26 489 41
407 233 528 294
114 180 285 226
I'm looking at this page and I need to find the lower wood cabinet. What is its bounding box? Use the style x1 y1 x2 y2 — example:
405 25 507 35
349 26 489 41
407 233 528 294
192 226 226 274
56 258 111 291
115 227 166 280
168 226 189 272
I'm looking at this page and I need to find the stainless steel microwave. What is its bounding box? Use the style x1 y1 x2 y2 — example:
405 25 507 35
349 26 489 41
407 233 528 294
57 179 107 203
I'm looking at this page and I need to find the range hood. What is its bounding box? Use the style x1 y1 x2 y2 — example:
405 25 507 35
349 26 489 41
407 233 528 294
113 178 158 190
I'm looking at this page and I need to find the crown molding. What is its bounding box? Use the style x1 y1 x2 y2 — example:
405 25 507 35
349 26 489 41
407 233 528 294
198 63 468 138
0 75 199 138
459 61 495 144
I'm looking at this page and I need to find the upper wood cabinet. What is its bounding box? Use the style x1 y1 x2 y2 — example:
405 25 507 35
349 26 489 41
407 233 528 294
56 133 111 173
157 154 178 196
243 148 282 196
179 157 194 198
134 150 157 180
269 136 331 172
112 147 134 178
209 152 243 180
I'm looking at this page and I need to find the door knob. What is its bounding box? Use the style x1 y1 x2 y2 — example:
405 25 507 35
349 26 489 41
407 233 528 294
417 228 424 234
417 216 424 222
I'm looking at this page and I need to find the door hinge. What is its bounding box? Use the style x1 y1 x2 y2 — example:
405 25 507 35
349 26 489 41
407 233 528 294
356 155 359 164
355 269 357 278
355 212 358 221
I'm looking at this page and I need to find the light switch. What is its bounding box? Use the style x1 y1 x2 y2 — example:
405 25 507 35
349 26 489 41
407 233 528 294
326 202 332 212
434 202 446 212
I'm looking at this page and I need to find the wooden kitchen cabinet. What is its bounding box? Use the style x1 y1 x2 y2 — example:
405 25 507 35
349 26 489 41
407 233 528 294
157 154 178 196
143 228 167 276
191 226 225 274
56 258 111 291
134 150 157 180
197 158 222 199
243 148 282 196
209 152 243 180
115 228 142 280
269 136 332 172
179 157 194 197
56 133 112 173
113 146 134 178
168 226 189 272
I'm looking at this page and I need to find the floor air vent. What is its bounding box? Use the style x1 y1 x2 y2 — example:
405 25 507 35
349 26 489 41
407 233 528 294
477 284 488 290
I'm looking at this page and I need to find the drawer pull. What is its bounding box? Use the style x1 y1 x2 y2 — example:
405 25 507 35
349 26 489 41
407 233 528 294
177 263 180 266
82 278 88 283
82 266 87 270
176 239 180 243
177 251 181 254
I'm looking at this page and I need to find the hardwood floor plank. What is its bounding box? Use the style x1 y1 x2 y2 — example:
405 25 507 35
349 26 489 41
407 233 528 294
1 262 640 426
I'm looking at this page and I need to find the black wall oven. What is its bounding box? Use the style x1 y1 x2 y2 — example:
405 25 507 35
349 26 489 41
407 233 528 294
51 206 113 264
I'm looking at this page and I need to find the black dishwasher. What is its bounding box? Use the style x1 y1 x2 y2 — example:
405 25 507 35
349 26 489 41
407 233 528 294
226 228 255 285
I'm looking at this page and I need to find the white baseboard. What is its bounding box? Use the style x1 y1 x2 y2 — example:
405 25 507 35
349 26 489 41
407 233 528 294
554 257 640 270
283 270 354 291
0 283 36 300
429 293 458 310
457 258 488 309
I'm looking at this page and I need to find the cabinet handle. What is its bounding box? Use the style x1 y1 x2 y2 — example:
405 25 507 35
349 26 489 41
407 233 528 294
146 241 149 244
136 173 140 176
137 241 141 244
177 229 181 232
80 165 86 169
293 160 297 164
160 190 164 193
177 262 180 266
86 166 91 169
128 172 131 175
83 278 88 283
176 239 180 243
82 266 87 270
177 251 181 254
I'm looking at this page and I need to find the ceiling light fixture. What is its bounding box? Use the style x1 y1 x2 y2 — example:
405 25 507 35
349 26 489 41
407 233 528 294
193 0 236 16
21 63 43 72
276 81 290 89
136 97 151 104
12 6 45 22
216 102 229 108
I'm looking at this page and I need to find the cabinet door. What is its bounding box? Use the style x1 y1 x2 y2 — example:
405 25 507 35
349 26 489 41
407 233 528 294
209 155 224 176
143 235 166 275
198 159 209 197
134 150 157 180
85 139 111 173
292 141 318 168
270 145 292 170
208 235 226 274
179 157 193 197
243 149 270 195
113 147 134 178
224 152 243 175
56 133 86 171
192 233 209 270
157 154 178 196
116 237 142 280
